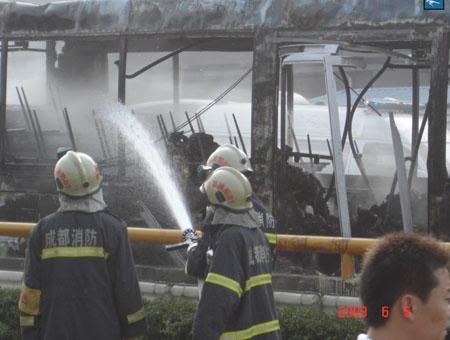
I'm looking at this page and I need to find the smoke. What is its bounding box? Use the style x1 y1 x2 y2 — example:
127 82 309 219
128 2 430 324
6 42 47 106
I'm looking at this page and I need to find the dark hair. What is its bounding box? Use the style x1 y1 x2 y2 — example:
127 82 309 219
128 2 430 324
360 233 449 328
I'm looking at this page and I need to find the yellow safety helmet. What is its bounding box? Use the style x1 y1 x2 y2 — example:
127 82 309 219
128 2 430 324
206 144 253 174
54 151 102 198
200 166 253 211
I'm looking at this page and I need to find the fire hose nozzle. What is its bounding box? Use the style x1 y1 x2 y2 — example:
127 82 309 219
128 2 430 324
182 228 196 242
165 228 198 252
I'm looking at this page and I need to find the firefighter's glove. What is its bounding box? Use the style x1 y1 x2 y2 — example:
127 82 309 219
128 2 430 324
187 241 198 253
188 228 211 253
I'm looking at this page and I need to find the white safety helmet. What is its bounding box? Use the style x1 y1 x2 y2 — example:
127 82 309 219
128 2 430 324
206 144 253 174
54 151 102 198
200 166 253 211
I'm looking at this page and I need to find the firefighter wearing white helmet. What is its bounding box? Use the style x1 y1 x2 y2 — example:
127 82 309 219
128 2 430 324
206 143 253 173
187 145 278 283
54 151 102 198
192 166 281 339
200 166 252 211
19 150 146 339
202 145 277 247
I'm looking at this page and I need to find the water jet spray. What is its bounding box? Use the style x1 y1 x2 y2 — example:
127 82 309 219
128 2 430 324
100 102 193 232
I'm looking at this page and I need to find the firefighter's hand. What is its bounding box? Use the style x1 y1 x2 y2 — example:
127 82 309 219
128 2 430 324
187 241 198 253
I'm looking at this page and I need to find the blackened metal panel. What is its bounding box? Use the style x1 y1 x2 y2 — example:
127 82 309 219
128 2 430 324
117 36 127 177
0 0 131 34
250 28 278 212
127 0 277 33
172 54 180 117
0 1 449 38
0 39 7 166
427 28 449 238
286 0 431 28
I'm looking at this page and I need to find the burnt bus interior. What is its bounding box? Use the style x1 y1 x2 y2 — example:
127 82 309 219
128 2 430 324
0 1 449 278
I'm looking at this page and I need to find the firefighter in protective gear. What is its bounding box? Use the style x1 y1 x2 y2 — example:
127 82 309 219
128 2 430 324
187 145 277 280
206 144 277 246
54 150 102 197
200 166 253 210
192 167 281 339
19 151 146 340
206 143 254 173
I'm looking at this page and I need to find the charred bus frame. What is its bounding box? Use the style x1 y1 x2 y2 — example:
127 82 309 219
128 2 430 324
0 0 448 237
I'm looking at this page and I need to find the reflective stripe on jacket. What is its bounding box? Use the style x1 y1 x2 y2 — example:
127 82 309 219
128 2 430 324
186 194 278 281
193 225 281 339
19 210 146 340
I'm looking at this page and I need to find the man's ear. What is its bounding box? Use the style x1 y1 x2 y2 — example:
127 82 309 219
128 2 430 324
399 294 416 321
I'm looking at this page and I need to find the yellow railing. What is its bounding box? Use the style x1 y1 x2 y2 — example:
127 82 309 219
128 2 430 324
2 221 449 279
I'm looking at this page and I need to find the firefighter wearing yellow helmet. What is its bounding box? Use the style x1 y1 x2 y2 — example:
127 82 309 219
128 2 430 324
192 166 281 339
19 150 146 340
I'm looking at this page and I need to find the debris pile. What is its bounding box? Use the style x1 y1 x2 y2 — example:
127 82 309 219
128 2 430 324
275 149 340 237
272 150 341 275
353 191 428 237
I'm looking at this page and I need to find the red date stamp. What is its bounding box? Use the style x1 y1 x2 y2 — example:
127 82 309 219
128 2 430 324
337 305 412 319
337 305 367 318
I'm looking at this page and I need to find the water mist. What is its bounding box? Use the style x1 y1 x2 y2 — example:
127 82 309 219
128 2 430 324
100 102 193 231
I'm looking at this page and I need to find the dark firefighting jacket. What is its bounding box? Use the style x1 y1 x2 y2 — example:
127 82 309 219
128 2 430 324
192 224 281 340
251 195 277 247
186 194 278 279
18 210 146 340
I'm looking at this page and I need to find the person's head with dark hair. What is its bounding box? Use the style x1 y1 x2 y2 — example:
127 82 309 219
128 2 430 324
358 233 450 340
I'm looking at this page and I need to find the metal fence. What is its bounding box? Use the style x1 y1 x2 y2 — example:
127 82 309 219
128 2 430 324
1 221 448 279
